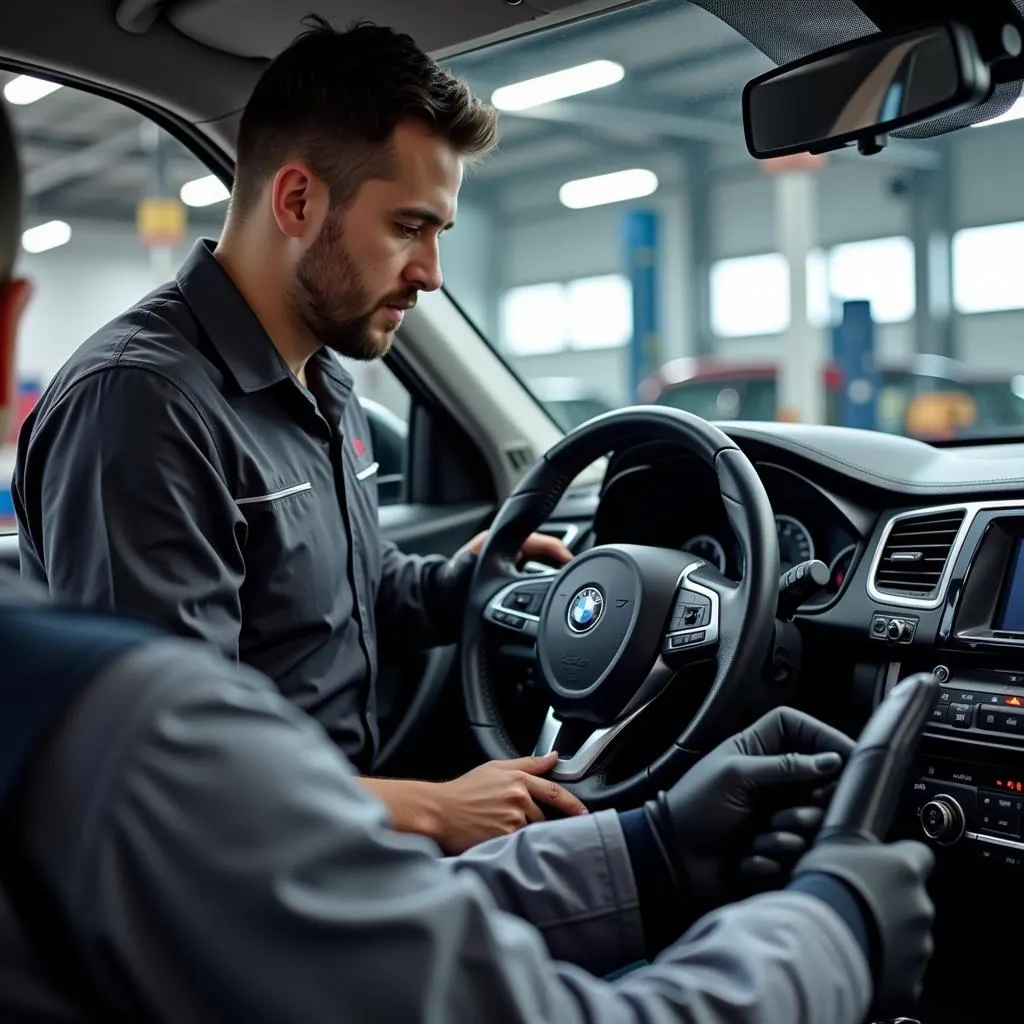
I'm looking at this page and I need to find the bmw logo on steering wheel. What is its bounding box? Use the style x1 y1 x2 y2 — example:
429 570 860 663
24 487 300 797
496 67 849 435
567 586 605 633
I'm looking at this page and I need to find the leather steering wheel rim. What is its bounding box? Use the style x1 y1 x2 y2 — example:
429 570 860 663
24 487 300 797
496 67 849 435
460 406 780 809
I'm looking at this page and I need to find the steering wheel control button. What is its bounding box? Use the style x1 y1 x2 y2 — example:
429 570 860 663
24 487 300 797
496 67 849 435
670 592 711 631
920 794 965 845
667 629 707 652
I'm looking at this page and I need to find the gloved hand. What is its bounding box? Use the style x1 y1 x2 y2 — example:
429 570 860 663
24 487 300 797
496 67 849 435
643 706 855 923
790 838 935 1012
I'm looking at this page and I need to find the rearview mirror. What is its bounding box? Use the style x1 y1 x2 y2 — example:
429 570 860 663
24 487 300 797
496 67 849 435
743 22 991 159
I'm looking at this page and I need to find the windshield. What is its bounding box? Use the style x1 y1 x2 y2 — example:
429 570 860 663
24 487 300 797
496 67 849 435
441 0 1024 442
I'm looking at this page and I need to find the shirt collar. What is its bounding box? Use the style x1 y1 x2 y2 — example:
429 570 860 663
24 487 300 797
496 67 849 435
176 238 294 394
175 239 356 409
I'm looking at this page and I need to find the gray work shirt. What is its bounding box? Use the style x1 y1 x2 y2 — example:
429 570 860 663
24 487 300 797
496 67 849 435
12 239 453 769
0 621 871 1023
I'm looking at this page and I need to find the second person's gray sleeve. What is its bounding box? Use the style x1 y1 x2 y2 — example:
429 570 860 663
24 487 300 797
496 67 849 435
25 637 872 1024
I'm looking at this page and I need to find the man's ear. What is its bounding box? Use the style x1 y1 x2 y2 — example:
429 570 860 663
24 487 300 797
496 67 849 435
0 277 32 441
269 162 330 242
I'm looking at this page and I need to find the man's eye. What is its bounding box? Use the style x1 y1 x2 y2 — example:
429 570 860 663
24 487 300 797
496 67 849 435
397 223 421 239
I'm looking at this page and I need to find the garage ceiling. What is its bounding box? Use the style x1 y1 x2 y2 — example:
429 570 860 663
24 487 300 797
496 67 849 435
1 0 955 231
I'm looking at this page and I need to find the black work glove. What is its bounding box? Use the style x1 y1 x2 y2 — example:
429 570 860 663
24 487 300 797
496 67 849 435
644 706 855 925
790 838 935 1013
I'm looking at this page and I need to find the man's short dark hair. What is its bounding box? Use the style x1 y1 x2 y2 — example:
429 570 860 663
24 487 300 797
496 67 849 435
0 98 22 285
231 17 499 217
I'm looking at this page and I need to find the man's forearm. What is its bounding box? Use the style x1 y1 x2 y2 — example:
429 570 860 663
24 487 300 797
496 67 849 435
356 775 446 843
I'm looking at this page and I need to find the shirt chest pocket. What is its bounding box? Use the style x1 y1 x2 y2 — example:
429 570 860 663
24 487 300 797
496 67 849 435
236 482 349 625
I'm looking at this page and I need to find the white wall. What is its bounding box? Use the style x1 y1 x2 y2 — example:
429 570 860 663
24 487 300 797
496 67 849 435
17 219 214 384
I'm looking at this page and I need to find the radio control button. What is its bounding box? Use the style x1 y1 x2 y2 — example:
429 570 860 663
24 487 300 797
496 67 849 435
993 794 1024 814
1001 850 1024 870
948 702 973 728
921 794 965 845
980 810 1021 837
978 708 1000 730
978 709 1024 734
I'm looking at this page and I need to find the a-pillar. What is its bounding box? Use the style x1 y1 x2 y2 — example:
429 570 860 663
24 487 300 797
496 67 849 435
774 165 825 424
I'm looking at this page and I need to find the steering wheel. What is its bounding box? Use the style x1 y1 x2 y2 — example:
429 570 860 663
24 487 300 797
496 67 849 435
460 406 780 809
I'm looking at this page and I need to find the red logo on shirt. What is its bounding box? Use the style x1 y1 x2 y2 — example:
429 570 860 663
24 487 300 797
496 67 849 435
352 437 367 457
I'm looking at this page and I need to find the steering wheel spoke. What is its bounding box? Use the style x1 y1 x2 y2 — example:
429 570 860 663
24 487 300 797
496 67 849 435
660 562 724 661
532 700 655 782
484 576 555 640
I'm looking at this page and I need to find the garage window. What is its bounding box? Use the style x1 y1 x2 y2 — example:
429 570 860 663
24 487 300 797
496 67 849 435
500 273 632 355
952 221 1024 313
711 236 915 338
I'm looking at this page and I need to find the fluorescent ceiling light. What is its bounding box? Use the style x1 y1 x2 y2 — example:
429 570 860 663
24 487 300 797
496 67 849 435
559 168 658 209
3 75 62 105
22 220 71 253
972 96 1024 127
491 60 624 111
180 174 229 207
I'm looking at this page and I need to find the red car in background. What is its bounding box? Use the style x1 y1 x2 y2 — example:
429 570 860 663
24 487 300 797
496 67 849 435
638 355 1024 440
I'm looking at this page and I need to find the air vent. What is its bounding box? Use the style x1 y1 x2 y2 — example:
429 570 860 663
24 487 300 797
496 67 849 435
872 508 967 601
504 444 532 471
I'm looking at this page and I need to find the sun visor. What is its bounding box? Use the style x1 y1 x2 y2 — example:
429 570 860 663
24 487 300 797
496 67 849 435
137 0 542 58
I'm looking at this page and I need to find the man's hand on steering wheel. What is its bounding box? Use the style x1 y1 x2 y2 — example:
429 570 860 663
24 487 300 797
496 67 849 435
464 529 574 567
644 706 856 926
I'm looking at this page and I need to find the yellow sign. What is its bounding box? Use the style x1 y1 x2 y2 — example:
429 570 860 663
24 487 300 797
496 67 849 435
906 391 978 440
136 196 187 246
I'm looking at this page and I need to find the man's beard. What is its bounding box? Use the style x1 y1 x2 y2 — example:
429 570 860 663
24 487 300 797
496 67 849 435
291 215 414 362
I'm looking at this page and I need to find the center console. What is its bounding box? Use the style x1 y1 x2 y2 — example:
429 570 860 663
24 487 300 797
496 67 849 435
871 504 1024 871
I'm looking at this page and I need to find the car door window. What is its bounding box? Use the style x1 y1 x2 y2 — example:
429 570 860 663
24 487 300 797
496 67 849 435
1 80 226 532
0 79 416 525
345 362 410 507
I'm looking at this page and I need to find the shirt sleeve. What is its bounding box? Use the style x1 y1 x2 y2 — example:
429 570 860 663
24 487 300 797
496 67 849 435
375 539 460 647
19 636 870 1024
13 366 245 657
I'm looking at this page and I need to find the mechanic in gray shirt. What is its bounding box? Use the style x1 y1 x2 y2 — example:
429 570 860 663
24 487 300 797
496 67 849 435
12 18 586 854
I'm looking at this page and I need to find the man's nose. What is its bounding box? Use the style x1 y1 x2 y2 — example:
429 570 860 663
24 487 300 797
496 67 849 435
406 239 443 293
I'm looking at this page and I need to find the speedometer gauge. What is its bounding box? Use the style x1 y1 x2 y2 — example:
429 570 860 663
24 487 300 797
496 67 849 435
775 515 814 571
681 533 726 572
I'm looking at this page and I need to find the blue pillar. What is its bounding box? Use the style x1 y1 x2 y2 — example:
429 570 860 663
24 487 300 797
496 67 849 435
831 299 879 430
622 209 661 401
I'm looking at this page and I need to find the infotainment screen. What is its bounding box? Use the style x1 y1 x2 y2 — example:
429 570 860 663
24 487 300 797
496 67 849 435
996 538 1024 633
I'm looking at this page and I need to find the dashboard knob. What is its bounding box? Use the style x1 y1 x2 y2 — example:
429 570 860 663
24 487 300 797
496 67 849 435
887 618 909 641
920 794 965 845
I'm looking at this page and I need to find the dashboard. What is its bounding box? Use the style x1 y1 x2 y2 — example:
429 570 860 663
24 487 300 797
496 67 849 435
590 447 862 608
